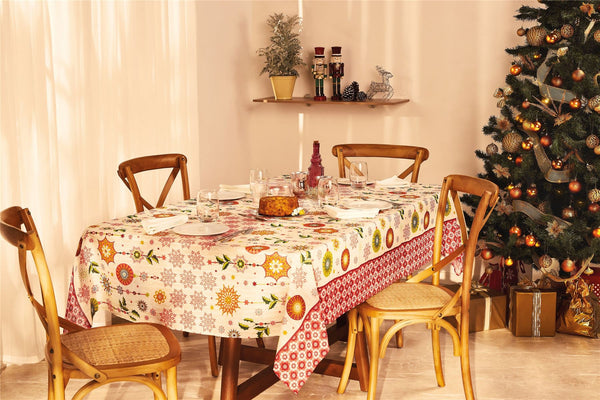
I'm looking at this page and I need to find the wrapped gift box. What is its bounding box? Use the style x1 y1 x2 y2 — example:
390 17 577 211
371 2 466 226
509 287 557 337
445 284 507 332
581 266 600 299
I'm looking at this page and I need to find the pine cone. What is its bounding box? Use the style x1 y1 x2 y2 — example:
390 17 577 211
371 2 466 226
342 81 360 101
357 91 367 102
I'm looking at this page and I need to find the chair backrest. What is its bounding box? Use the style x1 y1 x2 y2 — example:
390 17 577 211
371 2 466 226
0 206 64 377
117 153 191 213
331 143 430 182
408 174 499 314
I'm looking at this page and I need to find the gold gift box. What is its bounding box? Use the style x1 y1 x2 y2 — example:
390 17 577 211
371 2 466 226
445 284 507 332
509 287 557 337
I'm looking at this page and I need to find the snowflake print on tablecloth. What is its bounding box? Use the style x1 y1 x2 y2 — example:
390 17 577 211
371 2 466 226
180 310 196 330
160 308 176 326
130 247 144 263
262 252 292 281
78 245 92 268
190 291 207 310
157 234 176 247
180 269 196 288
161 268 176 287
139 271 148 282
170 289 186 308
77 284 91 304
198 312 216 331
188 250 205 269
200 271 217 290
178 235 197 249
216 285 241 316
100 275 112 294
362 240 371 259
169 249 185 269
98 237 116 264
291 267 307 288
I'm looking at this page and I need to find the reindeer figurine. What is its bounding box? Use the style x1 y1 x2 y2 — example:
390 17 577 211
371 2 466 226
366 65 394 100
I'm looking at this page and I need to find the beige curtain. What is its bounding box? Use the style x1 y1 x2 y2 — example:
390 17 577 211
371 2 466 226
0 1 199 364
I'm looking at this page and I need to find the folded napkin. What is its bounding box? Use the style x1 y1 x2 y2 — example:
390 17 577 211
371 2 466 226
376 176 408 187
219 184 252 194
323 205 380 219
141 214 188 234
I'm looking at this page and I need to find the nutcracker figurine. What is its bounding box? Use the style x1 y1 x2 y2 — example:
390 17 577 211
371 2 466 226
312 47 328 101
329 46 344 101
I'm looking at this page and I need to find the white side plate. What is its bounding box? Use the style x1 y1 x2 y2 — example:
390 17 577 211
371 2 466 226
341 200 392 210
218 191 246 201
172 222 229 236
337 178 375 186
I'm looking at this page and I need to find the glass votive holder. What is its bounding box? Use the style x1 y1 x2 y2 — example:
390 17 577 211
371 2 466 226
317 176 339 207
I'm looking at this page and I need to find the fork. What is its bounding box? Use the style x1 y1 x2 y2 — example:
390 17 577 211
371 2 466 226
216 227 253 243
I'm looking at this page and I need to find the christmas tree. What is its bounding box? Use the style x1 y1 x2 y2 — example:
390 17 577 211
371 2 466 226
467 1 600 284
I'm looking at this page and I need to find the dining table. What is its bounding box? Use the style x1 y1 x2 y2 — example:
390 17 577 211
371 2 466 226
65 179 462 399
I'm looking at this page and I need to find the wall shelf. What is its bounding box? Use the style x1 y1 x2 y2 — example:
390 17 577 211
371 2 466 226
252 97 409 108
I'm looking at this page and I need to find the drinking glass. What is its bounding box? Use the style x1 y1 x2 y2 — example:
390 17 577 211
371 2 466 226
349 161 368 189
290 171 307 196
197 190 220 222
267 179 293 197
250 169 268 203
318 176 339 207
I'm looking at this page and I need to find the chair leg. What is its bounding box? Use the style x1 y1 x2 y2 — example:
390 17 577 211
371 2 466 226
460 336 475 400
337 308 358 394
394 322 404 348
208 335 219 377
47 369 55 400
150 372 162 400
165 366 179 400
367 316 381 400
431 325 445 387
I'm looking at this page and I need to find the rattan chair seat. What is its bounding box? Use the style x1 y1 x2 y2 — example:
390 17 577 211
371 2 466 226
62 324 171 366
366 283 453 311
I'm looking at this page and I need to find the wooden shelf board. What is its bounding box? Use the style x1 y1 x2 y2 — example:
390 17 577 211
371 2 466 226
252 97 409 108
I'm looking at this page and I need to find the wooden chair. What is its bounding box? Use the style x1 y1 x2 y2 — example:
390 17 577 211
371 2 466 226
331 144 430 183
0 206 181 400
337 175 499 400
117 153 191 213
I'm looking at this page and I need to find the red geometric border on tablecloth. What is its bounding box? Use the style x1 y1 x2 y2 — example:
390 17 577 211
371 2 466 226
65 268 92 329
273 218 461 393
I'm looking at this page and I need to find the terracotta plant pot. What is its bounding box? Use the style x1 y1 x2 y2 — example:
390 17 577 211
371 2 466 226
270 76 296 100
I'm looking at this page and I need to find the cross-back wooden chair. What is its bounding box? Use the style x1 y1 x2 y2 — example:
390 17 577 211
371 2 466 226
0 206 181 400
117 153 191 213
331 144 430 183
337 175 499 400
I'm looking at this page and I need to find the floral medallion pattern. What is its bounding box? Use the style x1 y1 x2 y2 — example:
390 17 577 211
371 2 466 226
66 182 459 393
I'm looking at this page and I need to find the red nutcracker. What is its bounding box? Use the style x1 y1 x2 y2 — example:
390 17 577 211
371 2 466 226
329 46 344 101
312 47 328 101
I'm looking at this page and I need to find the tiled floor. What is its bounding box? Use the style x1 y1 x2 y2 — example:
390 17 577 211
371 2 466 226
1 323 599 399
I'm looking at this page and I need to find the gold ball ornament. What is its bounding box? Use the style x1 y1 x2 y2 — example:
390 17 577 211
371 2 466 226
561 259 576 273
521 138 534 151
546 31 561 44
526 26 548 46
594 30 600 43
515 156 523 166
588 188 600 203
589 202 600 213
595 146 600 155
509 225 522 236
517 27 527 36
561 24 574 38
532 121 542 131
593 227 600 238
540 134 552 147
572 68 586 82
586 134 599 148
509 187 522 199
551 158 564 170
486 143 499 156
588 95 600 112
562 206 576 219
515 114 525 123
569 180 582 193
539 254 553 269
551 76 563 87
502 132 523 153
505 257 514 267
522 100 530 109
510 64 522 76
527 184 538 197
525 234 537 247
481 248 494 260
569 98 582 109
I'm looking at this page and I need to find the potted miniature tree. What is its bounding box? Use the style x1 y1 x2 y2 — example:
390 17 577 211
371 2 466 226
257 13 305 100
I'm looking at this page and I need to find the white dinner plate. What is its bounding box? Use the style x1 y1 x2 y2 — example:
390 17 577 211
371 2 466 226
337 178 375 186
172 222 229 236
340 200 392 210
218 190 246 201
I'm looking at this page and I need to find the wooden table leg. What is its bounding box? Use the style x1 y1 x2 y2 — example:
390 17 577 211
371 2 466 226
220 337 241 400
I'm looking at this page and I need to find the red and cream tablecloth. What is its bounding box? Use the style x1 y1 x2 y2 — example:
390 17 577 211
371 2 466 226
66 182 461 392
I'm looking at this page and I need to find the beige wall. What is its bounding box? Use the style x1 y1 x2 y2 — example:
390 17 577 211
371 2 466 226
196 0 533 189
